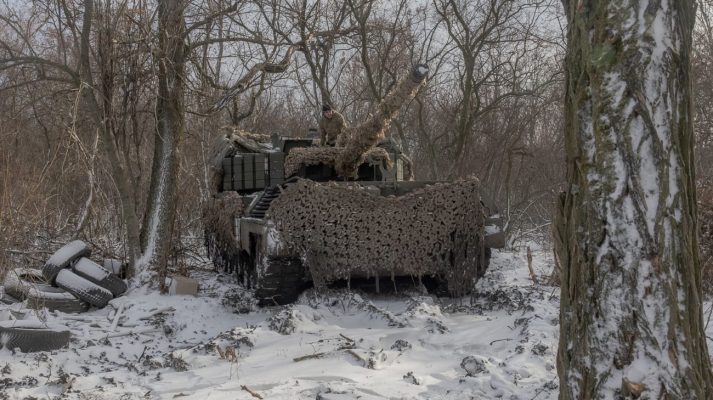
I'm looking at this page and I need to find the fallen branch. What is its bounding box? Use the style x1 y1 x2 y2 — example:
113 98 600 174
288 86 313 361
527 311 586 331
110 303 125 332
526 247 538 285
240 385 263 399
345 349 367 367
339 333 355 343
98 327 161 340
138 306 176 320
293 352 326 362
60 316 101 323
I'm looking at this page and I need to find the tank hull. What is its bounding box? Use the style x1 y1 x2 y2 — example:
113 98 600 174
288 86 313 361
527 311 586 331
204 178 497 305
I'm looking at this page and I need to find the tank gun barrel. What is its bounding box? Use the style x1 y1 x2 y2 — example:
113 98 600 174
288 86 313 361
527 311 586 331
335 64 429 178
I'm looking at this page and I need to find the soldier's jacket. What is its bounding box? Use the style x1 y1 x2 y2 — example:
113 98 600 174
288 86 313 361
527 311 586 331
319 111 346 146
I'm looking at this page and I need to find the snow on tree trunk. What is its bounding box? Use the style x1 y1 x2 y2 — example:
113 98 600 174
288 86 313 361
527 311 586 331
558 0 713 398
137 0 186 280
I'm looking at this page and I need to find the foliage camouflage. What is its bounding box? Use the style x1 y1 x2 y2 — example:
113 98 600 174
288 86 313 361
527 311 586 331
283 146 393 178
266 177 486 296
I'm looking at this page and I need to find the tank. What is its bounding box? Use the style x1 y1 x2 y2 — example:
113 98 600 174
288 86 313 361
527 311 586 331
203 64 505 305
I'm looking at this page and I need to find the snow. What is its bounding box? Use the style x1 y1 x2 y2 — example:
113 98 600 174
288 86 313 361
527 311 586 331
0 248 562 400
45 240 89 268
25 286 76 301
484 222 501 235
0 319 69 332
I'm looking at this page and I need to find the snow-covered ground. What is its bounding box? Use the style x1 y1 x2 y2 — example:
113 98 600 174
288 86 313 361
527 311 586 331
1 248 571 399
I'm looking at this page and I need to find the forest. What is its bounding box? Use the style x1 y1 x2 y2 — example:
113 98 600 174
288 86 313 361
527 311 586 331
1 0 713 399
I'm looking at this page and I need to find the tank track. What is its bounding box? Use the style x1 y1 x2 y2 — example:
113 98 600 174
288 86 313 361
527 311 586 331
254 257 308 306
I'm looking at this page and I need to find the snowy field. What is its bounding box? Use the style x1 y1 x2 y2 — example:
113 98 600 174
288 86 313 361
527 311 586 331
4 247 709 399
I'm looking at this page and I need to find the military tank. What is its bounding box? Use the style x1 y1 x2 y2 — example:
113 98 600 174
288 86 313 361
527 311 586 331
204 64 505 305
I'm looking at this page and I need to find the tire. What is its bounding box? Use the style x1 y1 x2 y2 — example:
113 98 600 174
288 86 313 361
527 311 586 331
3 268 45 300
25 284 89 313
255 257 307 306
42 240 91 282
72 257 127 297
55 269 112 308
0 320 71 352
0 293 21 305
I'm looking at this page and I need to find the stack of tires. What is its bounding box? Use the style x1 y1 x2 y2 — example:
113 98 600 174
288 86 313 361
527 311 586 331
2 240 127 313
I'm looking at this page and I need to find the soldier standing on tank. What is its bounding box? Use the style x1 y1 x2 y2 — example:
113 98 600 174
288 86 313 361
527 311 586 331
319 104 346 146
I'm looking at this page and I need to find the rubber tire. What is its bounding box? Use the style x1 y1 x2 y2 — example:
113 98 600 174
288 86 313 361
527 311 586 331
0 322 71 352
3 268 45 300
55 269 112 308
25 284 89 313
0 293 21 305
255 257 307 306
42 240 91 282
72 257 127 297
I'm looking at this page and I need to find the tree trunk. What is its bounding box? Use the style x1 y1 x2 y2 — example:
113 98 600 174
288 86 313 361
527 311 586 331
558 0 713 398
138 0 186 278
78 0 142 266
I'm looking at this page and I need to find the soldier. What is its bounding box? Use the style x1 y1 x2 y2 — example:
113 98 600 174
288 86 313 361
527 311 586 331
319 104 346 146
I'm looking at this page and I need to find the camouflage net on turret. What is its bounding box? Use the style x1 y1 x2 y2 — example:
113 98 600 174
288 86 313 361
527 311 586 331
232 129 272 144
266 177 485 296
335 66 427 178
283 147 393 178
203 192 244 273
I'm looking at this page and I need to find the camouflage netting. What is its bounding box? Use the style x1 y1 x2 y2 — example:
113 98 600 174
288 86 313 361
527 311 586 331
231 129 273 144
283 146 393 178
266 177 485 296
203 191 244 272
335 65 428 178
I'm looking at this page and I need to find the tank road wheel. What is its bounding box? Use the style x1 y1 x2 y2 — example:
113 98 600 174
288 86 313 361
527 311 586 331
255 257 307 306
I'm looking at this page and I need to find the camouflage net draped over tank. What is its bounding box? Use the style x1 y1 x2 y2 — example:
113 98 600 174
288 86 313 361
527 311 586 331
283 147 393 178
203 192 244 272
266 177 485 296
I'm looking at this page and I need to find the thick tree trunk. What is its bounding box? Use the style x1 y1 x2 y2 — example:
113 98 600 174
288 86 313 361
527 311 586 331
138 0 186 278
558 0 713 398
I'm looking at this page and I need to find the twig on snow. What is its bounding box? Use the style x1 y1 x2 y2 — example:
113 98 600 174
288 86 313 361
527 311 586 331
97 327 161 340
110 303 125 331
240 385 264 399
293 352 326 362
138 306 176 320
